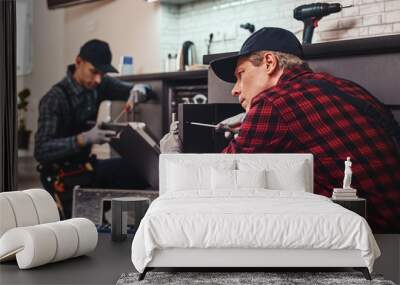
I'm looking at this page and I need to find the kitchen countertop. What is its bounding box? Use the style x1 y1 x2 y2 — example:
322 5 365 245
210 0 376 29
117 69 208 82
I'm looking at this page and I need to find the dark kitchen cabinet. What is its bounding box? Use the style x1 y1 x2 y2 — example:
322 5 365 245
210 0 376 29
47 0 104 9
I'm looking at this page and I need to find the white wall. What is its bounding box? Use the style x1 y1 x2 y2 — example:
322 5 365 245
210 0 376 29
16 0 65 154
63 0 161 74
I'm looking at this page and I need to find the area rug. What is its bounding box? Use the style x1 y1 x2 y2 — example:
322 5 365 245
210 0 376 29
116 271 396 285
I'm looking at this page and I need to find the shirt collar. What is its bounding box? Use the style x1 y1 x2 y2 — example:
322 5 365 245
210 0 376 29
66 64 84 95
250 65 313 107
277 64 313 85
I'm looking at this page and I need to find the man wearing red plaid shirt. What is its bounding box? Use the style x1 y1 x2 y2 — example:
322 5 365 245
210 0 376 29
161 27 400 233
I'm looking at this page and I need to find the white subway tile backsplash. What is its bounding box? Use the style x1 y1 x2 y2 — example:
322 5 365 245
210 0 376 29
359 26 369 35
361 0 385 3
318 18 340 31
394 22 400 32
339 17 363 29
385 0 400 11
369 23 393 34
384 10 400 23
360 2 385 15
319 29 345 40
341 5 360 17
363 14 382 25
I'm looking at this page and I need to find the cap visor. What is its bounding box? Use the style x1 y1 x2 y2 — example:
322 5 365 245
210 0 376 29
210 54 240 83
95 64 119 74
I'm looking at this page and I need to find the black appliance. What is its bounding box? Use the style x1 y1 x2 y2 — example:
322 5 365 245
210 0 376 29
178 103 243 153
165 84 208 131
177 41 197 71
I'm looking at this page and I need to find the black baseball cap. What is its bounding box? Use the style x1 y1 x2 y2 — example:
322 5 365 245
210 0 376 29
78 39 118 74
210 27 303 83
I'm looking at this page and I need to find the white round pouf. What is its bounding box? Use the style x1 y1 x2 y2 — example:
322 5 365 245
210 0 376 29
65 218 98 257
42 221 79 262
23 189 60 223
1 192 39 227
0 226 57 269
0 218 97 269
0 189 97 270
0 195 17 238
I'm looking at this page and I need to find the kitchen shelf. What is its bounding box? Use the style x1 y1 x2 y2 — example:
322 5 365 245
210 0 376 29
116 69 207 82
203 34 400 64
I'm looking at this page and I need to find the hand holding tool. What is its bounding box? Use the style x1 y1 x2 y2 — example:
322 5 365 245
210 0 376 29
125 84 151 112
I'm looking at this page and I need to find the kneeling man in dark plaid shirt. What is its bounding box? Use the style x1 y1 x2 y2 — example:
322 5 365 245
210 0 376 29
161 27 400 233
35 39 150 219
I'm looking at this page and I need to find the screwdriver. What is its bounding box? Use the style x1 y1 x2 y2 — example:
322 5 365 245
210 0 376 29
189 121 239 134
113 105 130 123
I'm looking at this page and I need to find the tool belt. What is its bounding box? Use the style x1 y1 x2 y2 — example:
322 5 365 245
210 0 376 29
37 157 95 193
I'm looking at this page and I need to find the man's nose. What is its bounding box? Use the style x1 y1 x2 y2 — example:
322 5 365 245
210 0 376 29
231 83 240 97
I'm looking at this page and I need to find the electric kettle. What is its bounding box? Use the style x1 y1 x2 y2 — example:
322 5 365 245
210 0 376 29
177 41 197 71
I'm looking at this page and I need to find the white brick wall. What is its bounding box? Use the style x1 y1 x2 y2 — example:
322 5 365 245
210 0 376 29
360 2 385 15
160 4 180 70
159 0 400 70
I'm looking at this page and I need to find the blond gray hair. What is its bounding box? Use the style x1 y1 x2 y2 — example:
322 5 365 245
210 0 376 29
247 50 308 69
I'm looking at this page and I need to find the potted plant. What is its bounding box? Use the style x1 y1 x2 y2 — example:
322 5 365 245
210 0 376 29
17 88 32 150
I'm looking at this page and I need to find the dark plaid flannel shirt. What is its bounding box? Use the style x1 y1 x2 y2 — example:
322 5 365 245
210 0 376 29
34 65 133 164
224 65 400 233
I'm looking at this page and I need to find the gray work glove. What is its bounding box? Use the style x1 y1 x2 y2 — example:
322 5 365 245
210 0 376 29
80 125 116 146
216 112 246 139
126 84 151 111
160 121 182 153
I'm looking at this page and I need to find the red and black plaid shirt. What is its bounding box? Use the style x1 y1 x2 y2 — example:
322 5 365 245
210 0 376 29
223 65 400 233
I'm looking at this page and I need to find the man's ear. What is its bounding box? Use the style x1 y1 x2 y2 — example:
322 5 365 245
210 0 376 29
75 56 83 68
263 52 279 75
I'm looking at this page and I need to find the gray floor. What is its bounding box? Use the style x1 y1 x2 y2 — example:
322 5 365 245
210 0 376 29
0 234 134 285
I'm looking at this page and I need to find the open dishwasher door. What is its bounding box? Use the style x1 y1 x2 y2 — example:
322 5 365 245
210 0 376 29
109 122 160 191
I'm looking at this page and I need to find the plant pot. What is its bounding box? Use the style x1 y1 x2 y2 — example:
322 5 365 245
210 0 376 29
18 128 32 150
